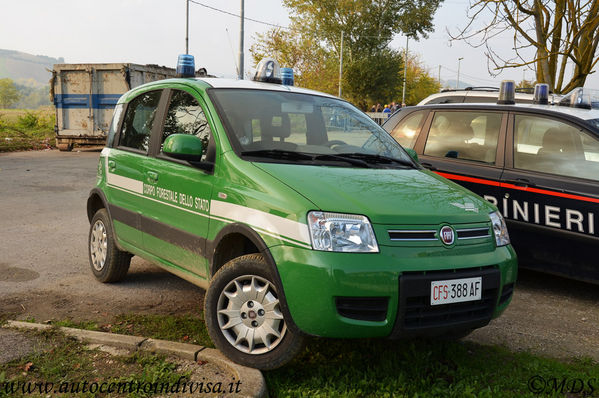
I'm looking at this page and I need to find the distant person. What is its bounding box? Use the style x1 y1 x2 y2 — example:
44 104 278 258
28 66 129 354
390 102 398 112
383 104 391 114
370 104 376 112
375 103 382 112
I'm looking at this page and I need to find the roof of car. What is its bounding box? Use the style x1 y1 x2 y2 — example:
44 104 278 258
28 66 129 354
197 77 338 98
417 90 536 105
412 102 599 121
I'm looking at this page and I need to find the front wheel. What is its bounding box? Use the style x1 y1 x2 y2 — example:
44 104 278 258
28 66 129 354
204 254 304 370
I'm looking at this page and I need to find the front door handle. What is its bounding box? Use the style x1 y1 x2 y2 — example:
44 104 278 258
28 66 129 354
420 162 437 171
147 171 159 183
108 160 116 172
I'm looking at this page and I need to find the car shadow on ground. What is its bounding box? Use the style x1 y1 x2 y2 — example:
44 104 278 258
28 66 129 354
516 268 599 301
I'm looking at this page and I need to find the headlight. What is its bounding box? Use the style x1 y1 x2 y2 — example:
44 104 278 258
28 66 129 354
489 211 510 247
307 211 379 253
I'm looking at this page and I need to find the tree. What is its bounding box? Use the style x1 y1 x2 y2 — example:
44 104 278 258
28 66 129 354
404 54 441 105
451 1 599 93
250 0 443 103
0 78 20 108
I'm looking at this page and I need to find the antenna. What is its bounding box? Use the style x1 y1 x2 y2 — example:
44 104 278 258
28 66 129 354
225 28 240 78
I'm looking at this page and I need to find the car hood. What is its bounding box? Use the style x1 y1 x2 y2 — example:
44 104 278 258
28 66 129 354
253 163 494 225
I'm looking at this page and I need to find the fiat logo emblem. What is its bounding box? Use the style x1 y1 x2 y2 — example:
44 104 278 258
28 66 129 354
440 226 455 245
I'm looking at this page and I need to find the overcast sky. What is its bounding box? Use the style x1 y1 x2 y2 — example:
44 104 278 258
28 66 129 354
2 0 597 89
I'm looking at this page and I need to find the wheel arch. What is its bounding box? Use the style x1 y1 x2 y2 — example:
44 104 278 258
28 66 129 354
208 223 304 335
86 188 128 253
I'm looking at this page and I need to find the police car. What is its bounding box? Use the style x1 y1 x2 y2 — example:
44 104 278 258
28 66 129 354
384 82 599 283
87 55 517 370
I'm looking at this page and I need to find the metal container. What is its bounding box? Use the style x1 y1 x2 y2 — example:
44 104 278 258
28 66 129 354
51 63 176 150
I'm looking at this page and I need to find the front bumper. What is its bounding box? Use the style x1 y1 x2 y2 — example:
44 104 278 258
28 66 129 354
271 243 517 338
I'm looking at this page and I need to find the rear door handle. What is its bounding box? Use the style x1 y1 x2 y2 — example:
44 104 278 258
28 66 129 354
108 160 116 171
147 171 159 183
504 178 535 187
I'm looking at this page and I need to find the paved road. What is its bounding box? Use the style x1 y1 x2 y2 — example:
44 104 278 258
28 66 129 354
0 150 597 361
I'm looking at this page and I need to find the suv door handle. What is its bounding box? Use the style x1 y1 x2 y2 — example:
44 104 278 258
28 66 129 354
504 178 535 187
420 162 437 171
108 160 116 171
146 171 159 183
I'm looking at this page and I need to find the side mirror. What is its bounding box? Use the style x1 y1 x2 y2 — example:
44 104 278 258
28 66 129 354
163 134 203 162
405 147 419 163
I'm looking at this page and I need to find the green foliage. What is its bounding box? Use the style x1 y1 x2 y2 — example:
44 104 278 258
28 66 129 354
0 108 55 152
518 79 535 89
343 49 403 109
250 0 444 107
0 78 20 108
14 83 51 109
405 54 442 105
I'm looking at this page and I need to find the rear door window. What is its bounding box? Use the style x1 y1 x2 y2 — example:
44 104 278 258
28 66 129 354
513 114 599 181
118 90 162 152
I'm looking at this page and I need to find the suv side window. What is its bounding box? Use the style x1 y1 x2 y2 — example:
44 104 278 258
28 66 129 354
424 111 502 163
514 114 599 181
119 90 162 152
389 110 426 148
162 89 212 161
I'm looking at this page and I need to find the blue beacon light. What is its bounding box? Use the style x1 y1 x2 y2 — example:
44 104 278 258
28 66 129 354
281 68 294 86
177 54 195 78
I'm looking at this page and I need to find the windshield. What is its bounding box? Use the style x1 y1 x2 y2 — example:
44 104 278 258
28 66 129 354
210 89 415 169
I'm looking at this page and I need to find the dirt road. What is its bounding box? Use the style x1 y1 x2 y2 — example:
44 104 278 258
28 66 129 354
0 150 597 361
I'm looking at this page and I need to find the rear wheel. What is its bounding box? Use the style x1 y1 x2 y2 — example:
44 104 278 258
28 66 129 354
204 254 304 370
88 209 131 283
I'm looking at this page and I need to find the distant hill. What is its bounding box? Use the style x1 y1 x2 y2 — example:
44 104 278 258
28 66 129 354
0 49 64 87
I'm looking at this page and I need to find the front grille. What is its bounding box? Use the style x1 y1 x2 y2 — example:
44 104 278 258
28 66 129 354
335 297 389 322
390 267 500 338
388 230 436 241
499 283 514 305
388 226 491 242
457 227 491 240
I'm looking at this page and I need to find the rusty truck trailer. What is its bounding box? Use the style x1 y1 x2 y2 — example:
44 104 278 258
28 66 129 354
51 63 176 151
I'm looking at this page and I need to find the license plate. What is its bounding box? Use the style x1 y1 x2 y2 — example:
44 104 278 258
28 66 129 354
430 277 482 306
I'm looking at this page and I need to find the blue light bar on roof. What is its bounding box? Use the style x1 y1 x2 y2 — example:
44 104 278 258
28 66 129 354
177 54 195 78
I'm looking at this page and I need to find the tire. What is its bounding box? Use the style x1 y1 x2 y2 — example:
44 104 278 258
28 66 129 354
204 254 304 370
88 208 131 283
57 143 73 152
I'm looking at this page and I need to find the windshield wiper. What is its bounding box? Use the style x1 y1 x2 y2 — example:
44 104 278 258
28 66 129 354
240 149 313 161
336 153 417 168
312 154 371 168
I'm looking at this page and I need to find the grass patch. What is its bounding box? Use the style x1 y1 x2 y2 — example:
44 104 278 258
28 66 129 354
52 320 100 331
0 108 55 152
265 337 599 397
0 328 191 397
100 314 213 348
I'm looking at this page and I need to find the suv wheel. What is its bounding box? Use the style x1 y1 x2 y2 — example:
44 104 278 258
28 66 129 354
204 254 304 370
89 209 131 283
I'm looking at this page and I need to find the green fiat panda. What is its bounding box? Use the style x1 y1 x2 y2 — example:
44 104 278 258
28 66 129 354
87 56 517 370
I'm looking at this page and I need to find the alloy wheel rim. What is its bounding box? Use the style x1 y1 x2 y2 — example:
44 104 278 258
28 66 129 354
90 220 108 271
216 275 287 355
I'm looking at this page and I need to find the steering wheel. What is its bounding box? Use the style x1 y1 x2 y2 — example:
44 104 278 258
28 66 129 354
325 140 347 148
